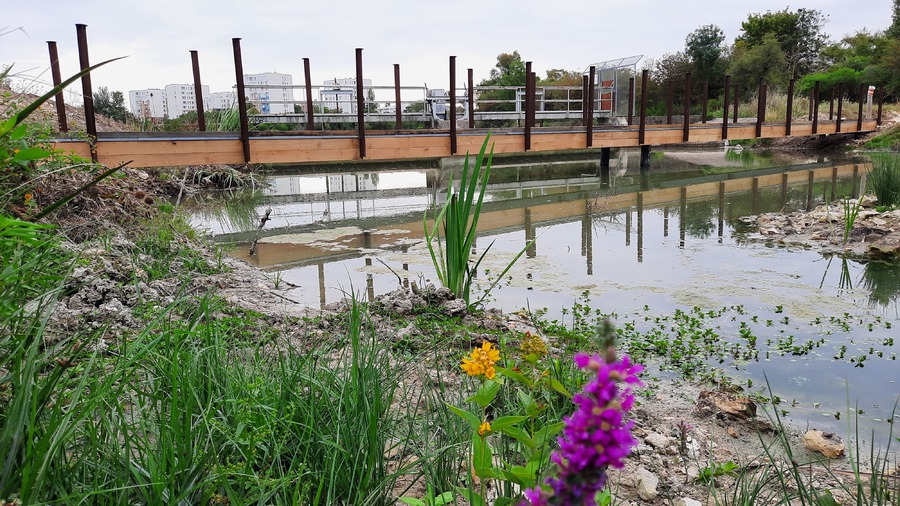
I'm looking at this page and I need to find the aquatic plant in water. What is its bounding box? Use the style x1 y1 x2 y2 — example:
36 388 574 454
423 133 530 306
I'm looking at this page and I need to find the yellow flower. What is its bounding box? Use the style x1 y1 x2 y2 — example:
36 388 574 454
461 341 500 379
23 193 32 203
13 148 20 154
478 421 491 436
520 331 548 359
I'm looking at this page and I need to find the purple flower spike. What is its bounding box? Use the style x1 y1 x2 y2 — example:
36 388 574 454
521 352 643 506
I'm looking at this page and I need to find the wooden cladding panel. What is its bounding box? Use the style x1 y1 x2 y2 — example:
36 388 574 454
49 119 879 168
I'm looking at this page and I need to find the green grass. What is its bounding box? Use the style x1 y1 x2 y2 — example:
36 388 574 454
868 151 900 208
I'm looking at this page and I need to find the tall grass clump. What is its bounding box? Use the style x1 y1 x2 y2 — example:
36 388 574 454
868 151 900 209
424 133 530 306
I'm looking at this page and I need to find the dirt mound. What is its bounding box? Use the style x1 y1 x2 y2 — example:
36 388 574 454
1 86 130 133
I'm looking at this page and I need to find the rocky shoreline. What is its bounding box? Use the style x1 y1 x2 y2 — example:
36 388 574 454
748 195 900 259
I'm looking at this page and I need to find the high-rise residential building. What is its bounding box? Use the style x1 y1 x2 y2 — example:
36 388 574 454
319 78 371 113
206 91 237 111
128 89 166 120
164 84 210 118
243 72 294 114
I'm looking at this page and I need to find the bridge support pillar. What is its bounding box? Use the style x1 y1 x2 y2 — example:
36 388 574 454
640 145 651 170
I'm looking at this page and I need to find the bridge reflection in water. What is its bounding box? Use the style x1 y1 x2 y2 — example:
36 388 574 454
191 151 876 310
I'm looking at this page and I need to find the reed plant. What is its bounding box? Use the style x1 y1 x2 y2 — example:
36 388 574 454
868 151 900 209
424 133 530 306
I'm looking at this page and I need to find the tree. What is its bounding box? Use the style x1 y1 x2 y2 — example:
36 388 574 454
729 34 789 91
477 51 527 111
93 86 129 122
736 8 828 78
540 69 582 112
685 24 727 85
889 0 900 39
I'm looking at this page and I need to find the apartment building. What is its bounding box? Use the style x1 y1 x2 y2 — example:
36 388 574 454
243 72 294 114
128 89 166 120
206 91 237 111
165 83 210 118
319 78 371 113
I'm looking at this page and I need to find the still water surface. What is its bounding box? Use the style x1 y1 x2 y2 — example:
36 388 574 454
190 147 899 444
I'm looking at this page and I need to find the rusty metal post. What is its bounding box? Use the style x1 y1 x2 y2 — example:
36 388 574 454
829 89 835 120
755 78 764 138
449 56 457 154
836 83 843 133
75 24 97 162
304 58 315 130
47 41 68 132
582 75 589 126
627 76 635 125
682 72 691 142
638 69 648 145
786 78 794 136
468 68 475 129
721 75 730 140
232 38 251 163
666 81 673 124
732 82 739 123
587 66 595 148
857 83 865 131
877 86 884 126
701 81 708 124
530 72 537 129
525 61 532 151
394 64 402 129
190 50 207 131
812 81 820 134
355 48 367 158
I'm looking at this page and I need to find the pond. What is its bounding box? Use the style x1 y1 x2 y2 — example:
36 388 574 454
189 146 899 445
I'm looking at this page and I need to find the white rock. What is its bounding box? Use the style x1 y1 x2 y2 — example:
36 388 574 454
635 468 659 501
675 498 702 506
645 432 671 449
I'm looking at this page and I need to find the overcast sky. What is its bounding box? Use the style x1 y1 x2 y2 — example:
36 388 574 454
3 0 894 104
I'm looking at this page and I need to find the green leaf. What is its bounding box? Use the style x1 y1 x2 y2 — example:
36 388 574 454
547 378 572 399
467 379 501 409
815 490 840 506
399 498 425 506
498 426 534 450
0 116 16 137
496 366 533 388
473 436 495 478
455 488 485 506
495 498 516 506
534 422 565 448
13 147 51 162
446 403 482 432
9 123 27 140
503 465 535 487
432 491 454 506
490 415 528 431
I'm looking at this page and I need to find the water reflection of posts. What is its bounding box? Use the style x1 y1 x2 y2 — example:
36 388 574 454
636 193 644 263
663 207 669 237
581 210 593 275
625 209 632 247
831 166 838 202
751 177 760 216
806 170 815 211
852 164 860 197
718 182 725 243
679 187 686 249
780 173 788 208
318 263 326 309
524 208 537 258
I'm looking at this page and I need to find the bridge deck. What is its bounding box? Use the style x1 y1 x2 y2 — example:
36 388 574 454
53 120 876 168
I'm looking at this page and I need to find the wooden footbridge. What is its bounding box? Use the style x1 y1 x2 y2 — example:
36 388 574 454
46 25 883 169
